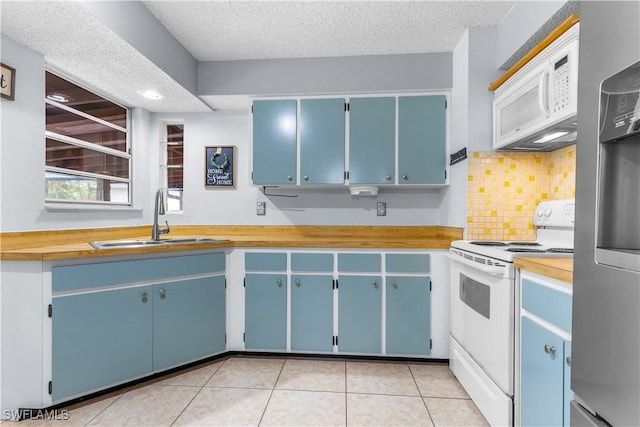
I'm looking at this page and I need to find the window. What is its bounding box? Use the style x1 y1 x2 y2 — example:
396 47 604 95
45 71 131 205
160 124 184 211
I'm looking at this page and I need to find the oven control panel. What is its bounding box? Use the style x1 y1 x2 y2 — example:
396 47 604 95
534 198 575 227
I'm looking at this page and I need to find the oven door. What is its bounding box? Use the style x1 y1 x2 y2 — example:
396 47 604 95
449 251 515 395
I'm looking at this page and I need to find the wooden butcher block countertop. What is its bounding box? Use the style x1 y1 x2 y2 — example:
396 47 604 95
514 256 574 283
0 225 464 261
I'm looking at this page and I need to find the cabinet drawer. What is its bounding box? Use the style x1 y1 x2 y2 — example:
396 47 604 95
291 253 333 271
53 253 225 293
385 254 430 273
245 252 287 271
522 278 572 332
338 253 381 272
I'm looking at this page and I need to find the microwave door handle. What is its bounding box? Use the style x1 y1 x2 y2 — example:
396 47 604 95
539 70 550 117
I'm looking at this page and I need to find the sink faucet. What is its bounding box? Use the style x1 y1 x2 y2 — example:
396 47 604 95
151 189 170 240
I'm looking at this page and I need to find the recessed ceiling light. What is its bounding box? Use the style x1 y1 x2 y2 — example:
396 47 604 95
46 93 70 103
137 89 163 100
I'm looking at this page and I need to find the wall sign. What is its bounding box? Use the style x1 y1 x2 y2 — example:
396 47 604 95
205 145 236 188
1 63 16 101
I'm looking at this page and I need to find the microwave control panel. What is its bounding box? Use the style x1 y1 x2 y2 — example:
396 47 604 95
552 55 572 114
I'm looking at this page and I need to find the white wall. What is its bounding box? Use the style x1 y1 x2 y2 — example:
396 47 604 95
497 1 567 67
152 112 446 226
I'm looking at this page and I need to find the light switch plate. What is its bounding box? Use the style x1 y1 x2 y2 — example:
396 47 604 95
257 201 266 216
377 202 386 216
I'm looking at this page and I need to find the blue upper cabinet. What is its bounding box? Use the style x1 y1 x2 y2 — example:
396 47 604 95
348 97 396 184
300 98 345 184
398 95 447 184
252 100 297 185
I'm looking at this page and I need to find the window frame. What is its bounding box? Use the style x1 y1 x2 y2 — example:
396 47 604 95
159 122 184 213
44 70 132 207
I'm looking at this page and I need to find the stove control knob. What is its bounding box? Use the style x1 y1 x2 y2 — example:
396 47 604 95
544 207 552 217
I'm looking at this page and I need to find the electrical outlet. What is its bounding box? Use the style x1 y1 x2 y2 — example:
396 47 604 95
257 201 266 216
377 202 386 216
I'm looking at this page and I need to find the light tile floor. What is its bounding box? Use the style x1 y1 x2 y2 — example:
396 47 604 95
8 356 489 426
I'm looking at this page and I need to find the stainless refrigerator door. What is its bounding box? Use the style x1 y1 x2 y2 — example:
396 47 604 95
572 2 640 426
570 401 609 427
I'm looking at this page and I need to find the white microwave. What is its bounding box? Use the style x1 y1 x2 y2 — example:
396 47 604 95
493 23 579 151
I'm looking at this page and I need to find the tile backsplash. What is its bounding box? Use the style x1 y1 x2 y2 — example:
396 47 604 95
467 144 576 240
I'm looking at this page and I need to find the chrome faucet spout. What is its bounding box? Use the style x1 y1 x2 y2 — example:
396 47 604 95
152 189 170 240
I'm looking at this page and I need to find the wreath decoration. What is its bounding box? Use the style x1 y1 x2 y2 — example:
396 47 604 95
210 152 229 169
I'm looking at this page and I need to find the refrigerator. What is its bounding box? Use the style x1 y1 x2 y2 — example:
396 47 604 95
571 1 640 426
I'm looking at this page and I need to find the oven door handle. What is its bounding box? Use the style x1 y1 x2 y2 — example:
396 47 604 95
447 253 507 277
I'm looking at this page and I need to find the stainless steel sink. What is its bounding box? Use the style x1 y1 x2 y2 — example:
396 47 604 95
89 237 227 249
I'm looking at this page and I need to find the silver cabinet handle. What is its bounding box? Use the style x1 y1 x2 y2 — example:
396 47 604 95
371 280 378 289
295 279 301 287
159 288 166 299
287 175 293 181
544 344 556 355
402 175 409 181
141 292 148 303
391 281 398 289
385 175 392 181
566 356 572 367
303 176 309 181
276 279 283 287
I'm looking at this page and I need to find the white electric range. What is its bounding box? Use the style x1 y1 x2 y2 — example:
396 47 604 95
448 198 575 426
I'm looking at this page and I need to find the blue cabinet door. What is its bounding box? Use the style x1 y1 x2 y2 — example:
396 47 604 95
300 98 345 184
349 97 396 184
521 317 564 427
338 275 382 353
291 275 334 352
386 276 431 355
152 276 226 371
245 273 287 350
398 95 446 184
252 100 297 185
52 286 153 401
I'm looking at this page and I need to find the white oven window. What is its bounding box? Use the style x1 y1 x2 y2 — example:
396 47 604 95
460 273 491 319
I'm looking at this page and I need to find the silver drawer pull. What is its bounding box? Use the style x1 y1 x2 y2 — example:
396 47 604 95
287 175 293 181
295 279 301 287
159 289 166 299
141 292 148 303
566 356 572 367
371 281 378 289
402 175 409 181
391 281 398 289
544 344 556 355
276 279 283 287
385 175 391 181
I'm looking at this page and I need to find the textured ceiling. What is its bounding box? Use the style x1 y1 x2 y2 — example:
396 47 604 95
1 1 514 112
0 1 210 113
143 1 514 61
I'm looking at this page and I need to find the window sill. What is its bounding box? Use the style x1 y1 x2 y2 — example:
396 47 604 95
45 203 143 213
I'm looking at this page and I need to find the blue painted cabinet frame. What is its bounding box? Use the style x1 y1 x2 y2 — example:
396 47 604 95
51 253 226 402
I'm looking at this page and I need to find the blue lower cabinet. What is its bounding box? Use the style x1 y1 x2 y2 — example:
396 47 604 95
291 275 334 352
152 276 226 371
245 273 287 350
338 275 382 353
52 286 153 401
386 276 431 355
521 316 565 427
